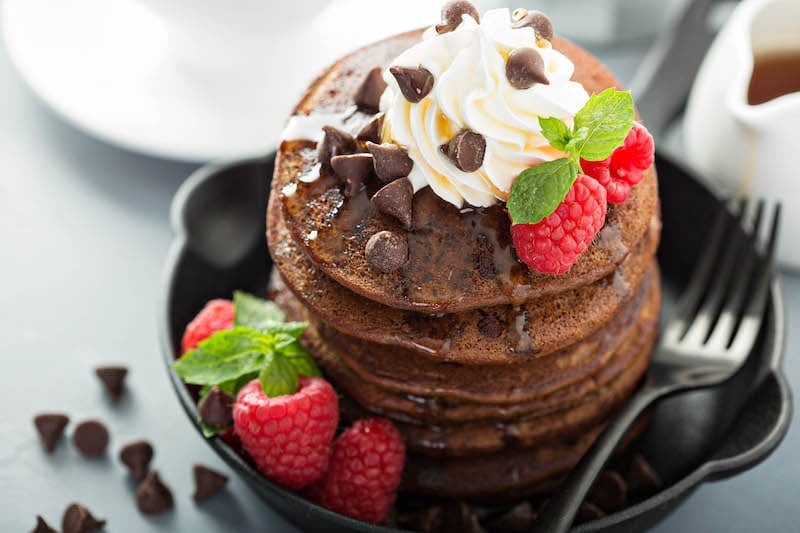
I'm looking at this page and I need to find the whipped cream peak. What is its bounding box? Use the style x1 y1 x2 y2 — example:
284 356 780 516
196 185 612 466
380 8 589 208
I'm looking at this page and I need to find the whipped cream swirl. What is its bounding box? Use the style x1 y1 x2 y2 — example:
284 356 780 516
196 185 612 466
380 8 589 208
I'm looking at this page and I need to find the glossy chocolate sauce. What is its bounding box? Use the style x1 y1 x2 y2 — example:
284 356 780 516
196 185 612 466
747 51 800 105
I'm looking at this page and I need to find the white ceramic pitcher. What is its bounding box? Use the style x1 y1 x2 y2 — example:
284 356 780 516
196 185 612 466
684 0 800 268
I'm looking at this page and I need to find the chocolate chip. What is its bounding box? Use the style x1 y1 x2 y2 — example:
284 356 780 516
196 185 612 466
626 454 663 498
356 114 384 144
317 125 356 166
198 386 234 428
371 177 413 229
33 413 69 453
506 47 549 89
445 130 486 172
354 67 387 112
488 501 537 532
32 515 57 533
331 153 374 197
435 0 480 34
192 464 229 502
72 420 109 458
136 470 174 515
365 231 409 273
512 9 554 41
62 503 105 533
366 142 413 182
389 65 434 103
574 501 605 525
119 440 154 480
477 313 503 339
94 365 127 402
587 469 627 513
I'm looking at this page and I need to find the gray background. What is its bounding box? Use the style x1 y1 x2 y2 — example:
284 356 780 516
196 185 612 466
2 12 799 533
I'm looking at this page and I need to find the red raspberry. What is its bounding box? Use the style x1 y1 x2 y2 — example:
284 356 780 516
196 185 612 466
233 377 338 490
180 299 235 354
511 174 607 275
581 122 655 204
309 418 405 524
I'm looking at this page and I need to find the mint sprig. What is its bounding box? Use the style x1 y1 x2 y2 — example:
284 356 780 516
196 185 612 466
507 88 634 225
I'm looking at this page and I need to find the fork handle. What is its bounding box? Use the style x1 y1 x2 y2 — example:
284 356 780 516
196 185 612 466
532 380 664 533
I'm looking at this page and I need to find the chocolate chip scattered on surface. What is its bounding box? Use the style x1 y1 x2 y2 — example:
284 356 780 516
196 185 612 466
198 386 234 429
371 177 414 229
192 464 229 503
72 420 109 458
356 114 384 144
136 470 174 515
445 130 486 172
317 125 356 166
33 413 69 453
435 0 480 34
389 65 435 103
365 231 409 273
354 67 387 112
119 440 154 481
512 9 554 41
506 47 549 89
61 503 105 533
94 365 127 402
366 142 414 182
331 153 374 197
32 515 57 533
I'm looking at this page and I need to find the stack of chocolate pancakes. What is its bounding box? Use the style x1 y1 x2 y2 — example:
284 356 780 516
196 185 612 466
267 30 661 501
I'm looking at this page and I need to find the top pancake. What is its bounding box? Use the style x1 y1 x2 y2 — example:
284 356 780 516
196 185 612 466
273 30 658 313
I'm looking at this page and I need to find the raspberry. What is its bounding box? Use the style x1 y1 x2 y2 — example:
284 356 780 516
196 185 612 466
180 299 235 354
309 418 405 524
233 377 338 490
581 122 655 204
511 174 607 275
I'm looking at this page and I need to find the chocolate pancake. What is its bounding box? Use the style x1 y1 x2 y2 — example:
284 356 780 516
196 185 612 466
273 30 659 313
268 193 661 364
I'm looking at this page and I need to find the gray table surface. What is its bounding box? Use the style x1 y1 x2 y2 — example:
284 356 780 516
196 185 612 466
2 20 799 533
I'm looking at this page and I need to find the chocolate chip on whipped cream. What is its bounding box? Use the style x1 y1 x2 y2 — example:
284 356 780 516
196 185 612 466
444 130 486 172
365 231 409 273
354 67 387 112
317 125 356 166
435 0 480 34
331 153 374 197
512 8 553 42
371 177 413 229
356 114 384 144
389 65 434 103
506 47 549 89
366 142 414 182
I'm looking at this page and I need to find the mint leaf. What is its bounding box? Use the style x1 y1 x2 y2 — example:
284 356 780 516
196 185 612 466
538 116 572 152
279 338 321 377
571 88 634 161
172 327 270 387
259 354 298 397
200 420 228 438
266 321 309 338
507 158 579 225
234 291 285 330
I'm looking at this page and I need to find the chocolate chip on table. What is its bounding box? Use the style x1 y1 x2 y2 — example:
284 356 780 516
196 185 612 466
574 501 606 525
94 365 127 402
444 130 486 172
192 464 229 502
331 153 374 197
371 177 413 229
356 114 384 144
317 125 356 166
62 503 106 533
119 440 154 481
32 515 57 533
389 65 435 103
506 47 549 89
366 142 414 182
587 469 627 513
512 9 554 41
136 470 174 515
365 231 409 273
435 0 480 34
354 67 387 112
72 420 109 458
198 386 234 428
33 413 69 453
625 454 663 498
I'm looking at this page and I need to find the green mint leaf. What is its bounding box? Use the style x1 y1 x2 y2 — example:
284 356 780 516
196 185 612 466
259 353 299 398
538 116 572 152
278 338 321 377
571 88 634 161
265 321 309 339
234 291 285 330
172 327 269 387
507 158 579 225
200 420 228 438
